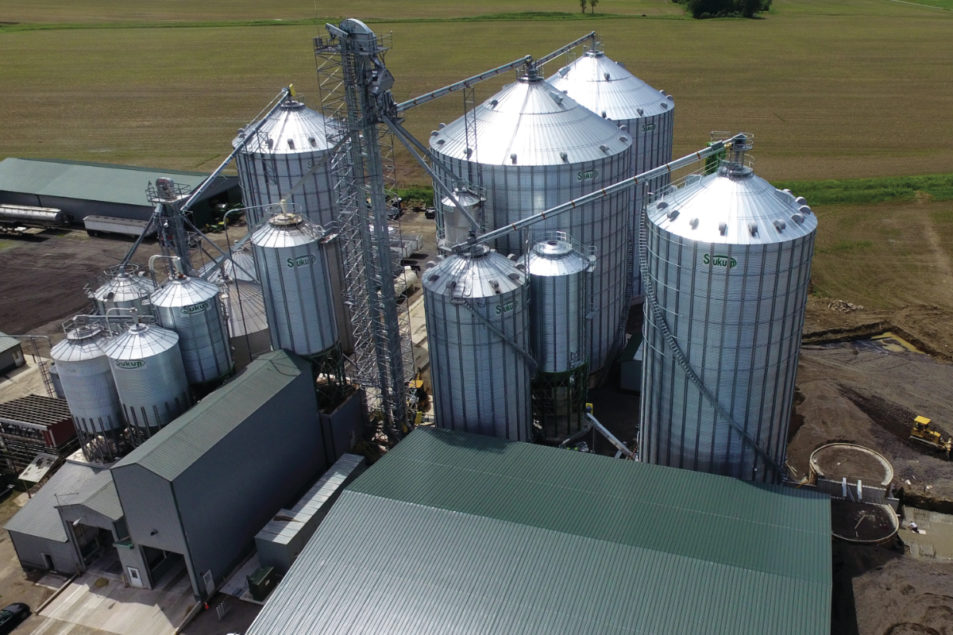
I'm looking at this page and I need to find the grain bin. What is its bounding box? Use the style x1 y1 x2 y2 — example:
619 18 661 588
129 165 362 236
150 272 233 390
429 68 632 374
639 137 817 482
233 97 352 352
220 279 271 370
548 45 675 301
525 234 594 440
88 264 157 316
250 212 338 356
101 322 191 441
422 245 532 441
50 322 127 462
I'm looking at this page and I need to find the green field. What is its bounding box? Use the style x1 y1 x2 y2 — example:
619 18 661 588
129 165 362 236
2 0 953 319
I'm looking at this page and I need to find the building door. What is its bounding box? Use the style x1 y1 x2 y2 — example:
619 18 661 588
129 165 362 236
127 566 144 588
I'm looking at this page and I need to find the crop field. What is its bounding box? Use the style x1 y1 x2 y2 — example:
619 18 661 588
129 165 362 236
1 0 953 325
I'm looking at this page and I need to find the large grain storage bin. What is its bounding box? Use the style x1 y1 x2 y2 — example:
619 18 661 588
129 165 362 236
101 322 191 442
50 322 127 462
251 212 338 357
639 137 817 482
548 45 674 301
423 245 532 441
525 234 594 440
429 68 632 374
151 273 233 389
233 96 351 352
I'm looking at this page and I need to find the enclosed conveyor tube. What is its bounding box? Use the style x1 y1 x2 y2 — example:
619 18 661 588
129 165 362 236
396 56 532 113
453 134 746 252
533 31 597 70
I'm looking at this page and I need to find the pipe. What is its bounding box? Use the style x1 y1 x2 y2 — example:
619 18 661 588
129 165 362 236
381 116 481 232
148 254 183 283
586 411 634 459
178 86 294 214
396 56 533 113
457 134 745 251
533 31 597 70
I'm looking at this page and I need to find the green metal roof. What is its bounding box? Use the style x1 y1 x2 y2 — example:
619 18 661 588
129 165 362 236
73 470 124 522
113 350 310 482
0 157 217 207
250 428 831 635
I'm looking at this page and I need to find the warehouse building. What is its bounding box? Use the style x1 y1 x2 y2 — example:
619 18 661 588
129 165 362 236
0 157 240 228
250 428 832 635
5 350 341 599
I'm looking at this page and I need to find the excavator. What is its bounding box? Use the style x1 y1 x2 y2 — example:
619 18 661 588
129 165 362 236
909 415 952 459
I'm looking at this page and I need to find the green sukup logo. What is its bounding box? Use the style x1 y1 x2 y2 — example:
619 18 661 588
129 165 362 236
181 302 209 315
286 254 316 268
495 300 516 315
643 122 656 132
114 360 145 370
703 253 737 269
577 169 599 181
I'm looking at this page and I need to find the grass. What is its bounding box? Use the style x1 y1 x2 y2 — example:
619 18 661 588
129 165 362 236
775 175 953 207
2 1 952 182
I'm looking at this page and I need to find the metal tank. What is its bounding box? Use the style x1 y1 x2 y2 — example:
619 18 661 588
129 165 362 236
548 45 675 301
150 272 233 389
429 68 632 374
525 234 594 440
250 212 338 356
639 137 817 483
438 188 484 252
423 245 532 441
50 322 127 462
101 322 191 440
233 97 352 353
198 248 258 283
88 264 157 316
220 280 271 370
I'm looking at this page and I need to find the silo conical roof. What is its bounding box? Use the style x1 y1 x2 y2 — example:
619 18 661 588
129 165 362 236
548 49 673 121
648 164 818 245
429 74 630 166
233 98 336 155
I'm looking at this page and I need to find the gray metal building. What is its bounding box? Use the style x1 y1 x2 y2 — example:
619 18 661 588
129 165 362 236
110 349 326 598
5 349 341 600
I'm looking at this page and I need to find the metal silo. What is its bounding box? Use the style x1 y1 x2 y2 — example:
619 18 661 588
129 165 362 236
101 322 192 442
525 234 594 440
429 68 632 375
150 272 233 390
639 137 817 483
548 45 675 301
250 212 338 356
233 96 339 228
88 264 157 316
437 187 483 252
50 322 127 462
423 245 532 441
220 279 271 370
233 96 352 354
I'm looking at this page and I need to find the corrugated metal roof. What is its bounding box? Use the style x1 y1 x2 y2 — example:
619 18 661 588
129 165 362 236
249 428 831 634
4 460 106 541
0 331 21 354
112 349 309 482
0 157 225 207
73 469 123 521
0 394 72 427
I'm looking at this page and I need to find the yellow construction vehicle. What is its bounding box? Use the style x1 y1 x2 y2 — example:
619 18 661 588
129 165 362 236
909 415 952 459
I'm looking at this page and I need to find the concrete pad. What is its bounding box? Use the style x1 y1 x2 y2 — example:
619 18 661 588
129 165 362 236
38 565 196 635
